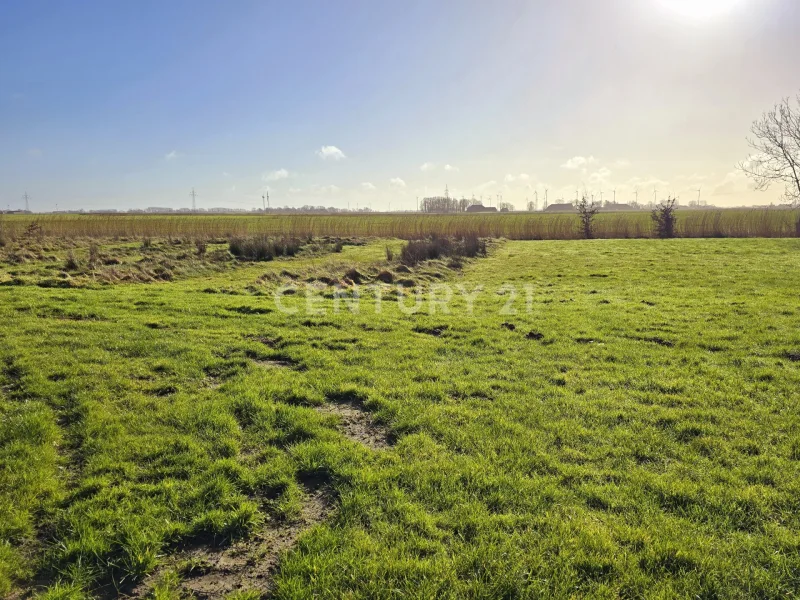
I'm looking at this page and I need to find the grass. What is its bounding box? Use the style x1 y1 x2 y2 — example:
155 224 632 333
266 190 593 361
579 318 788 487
1 236 799 598
0 208 799 241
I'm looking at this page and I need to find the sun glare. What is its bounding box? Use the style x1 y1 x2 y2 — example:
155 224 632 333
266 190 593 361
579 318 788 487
658 0 743 19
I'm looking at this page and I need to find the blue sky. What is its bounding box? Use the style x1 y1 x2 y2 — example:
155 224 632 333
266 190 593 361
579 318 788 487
2 0 799 211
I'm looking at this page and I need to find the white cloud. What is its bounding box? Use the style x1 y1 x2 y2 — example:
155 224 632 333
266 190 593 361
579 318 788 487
476 180 497 192
420 162 436 172
713 170 752 196
444 164 459 172
504 173 530 183
316 145 346 161
389 177 406 189
164 150 179 161
361 182 376 191
561 155 596 170
263 168 290 182
588 167 612 184
612 159 631 169
309 184 341 195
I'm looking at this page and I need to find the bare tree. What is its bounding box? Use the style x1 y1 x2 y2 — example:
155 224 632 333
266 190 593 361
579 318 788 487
739 94 800 206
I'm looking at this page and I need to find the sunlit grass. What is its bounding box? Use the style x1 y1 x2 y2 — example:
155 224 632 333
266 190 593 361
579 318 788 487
1 237 799 598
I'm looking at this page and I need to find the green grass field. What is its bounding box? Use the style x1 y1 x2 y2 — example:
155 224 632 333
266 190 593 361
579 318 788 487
2 235 799 599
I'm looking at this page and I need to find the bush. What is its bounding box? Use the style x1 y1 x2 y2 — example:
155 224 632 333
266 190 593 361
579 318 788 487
64 251 81 271
385 246 394 261
88 242 100 268
195 238 207 256
652 198 678 238
577 196 601 239
141 237 152 250
400 235 487 266
228 236 303 261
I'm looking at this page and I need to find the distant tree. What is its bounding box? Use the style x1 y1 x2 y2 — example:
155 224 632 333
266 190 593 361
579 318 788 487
576 196 600 239
497 202 515 212
651 197 678 238
739 94 800 207
526 200 536 212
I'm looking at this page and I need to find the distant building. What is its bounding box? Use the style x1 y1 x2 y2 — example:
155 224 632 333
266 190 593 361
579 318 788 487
466 204 497 213
603 202 634 211
544 203 576 212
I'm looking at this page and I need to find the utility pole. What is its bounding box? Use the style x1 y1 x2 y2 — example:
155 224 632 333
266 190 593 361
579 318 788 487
190 187 198 212
23 192 30 212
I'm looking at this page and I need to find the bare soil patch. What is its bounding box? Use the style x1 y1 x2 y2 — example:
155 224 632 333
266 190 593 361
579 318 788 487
318 392 391 450
129 485 333 599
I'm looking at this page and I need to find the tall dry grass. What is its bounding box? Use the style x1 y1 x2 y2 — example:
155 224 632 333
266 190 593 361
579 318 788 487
1 209 798 241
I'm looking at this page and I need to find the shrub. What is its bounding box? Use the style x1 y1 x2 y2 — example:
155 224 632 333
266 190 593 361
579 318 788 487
141 237 152 250
400 235 487 266
652 198 678 239
88 242 100 268
64 251 81 271
195 238 207 256
332 239 344 253
385 246 394 261
23 221 43 239
577 196 601 239
228 236 303 261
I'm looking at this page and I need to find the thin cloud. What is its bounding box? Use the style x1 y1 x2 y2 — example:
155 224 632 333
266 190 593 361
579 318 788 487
390 177 406 189
588 167 612 184
361 182 376 191
263 168 290 182
316 145 346 161
561 156 596 170
444 164 459 172
309 184 341 195
164 150 179 161
420 162 436 172
504 173 530 183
